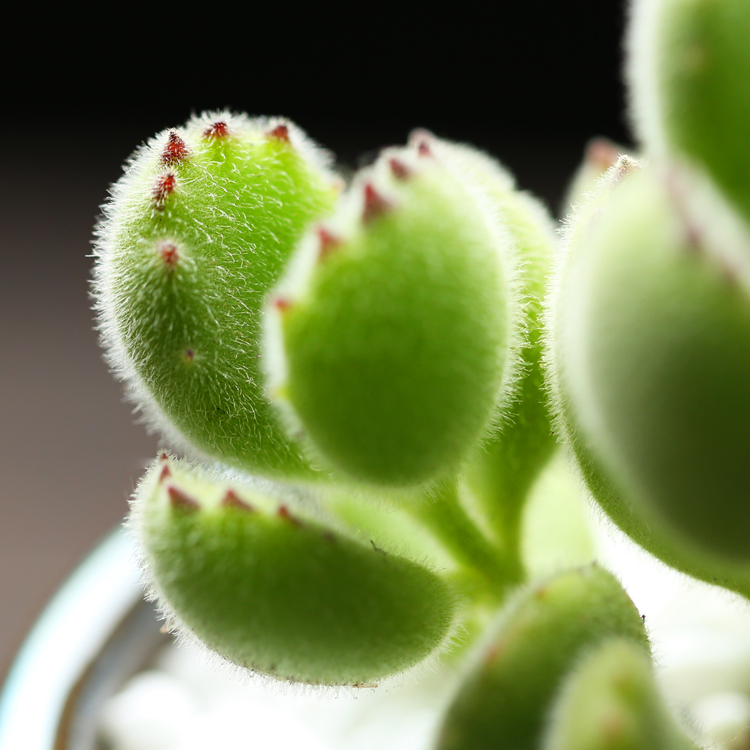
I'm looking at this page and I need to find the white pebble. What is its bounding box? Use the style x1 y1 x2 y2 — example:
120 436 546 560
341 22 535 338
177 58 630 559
99 670 198 750
691 691 750 749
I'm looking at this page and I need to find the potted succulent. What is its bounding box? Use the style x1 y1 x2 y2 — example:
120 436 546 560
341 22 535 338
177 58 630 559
4 0 750 747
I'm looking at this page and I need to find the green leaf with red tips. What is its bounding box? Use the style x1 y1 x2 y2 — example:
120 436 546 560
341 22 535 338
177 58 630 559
132 455 457 686
415 132 559 546
543 639 701 750
265 142 513 487
434 565 649 750
93 112 339 480
560 138 629 218
627 0 750 223
548 159 750 587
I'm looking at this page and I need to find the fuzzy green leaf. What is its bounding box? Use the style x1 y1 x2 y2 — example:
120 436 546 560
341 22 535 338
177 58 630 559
552 163 750 565
421 132 559 545
628 0 750 223
543 638 701 750
94 112 339 479
434 565 649 750
548 160 750 595
132 455 456 686
265 140 513 487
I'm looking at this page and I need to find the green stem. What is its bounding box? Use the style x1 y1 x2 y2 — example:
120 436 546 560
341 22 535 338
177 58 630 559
407 479 523 598
469 457 532 567
466 354 557 561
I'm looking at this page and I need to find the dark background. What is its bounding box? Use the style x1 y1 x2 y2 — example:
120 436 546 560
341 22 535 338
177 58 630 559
0 4 634 680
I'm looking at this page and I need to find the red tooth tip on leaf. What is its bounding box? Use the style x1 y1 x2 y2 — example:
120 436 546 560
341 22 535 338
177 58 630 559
152 172 176 208
388 158 411 180
484 642 505 665
416 139 432 157
272 296 293 313
277 504 302 526
159 451 169 462
158 464 172 483
409 129 433 150
183 349 195 362
362 183 392 223
203 121 229 139
221 489 255 512
162 131 189 165
611 156 640 186
168 486 200 512
267 124 290 143
409 130 434 157
157 241 179 267
317 226 341 259
586 138 620 171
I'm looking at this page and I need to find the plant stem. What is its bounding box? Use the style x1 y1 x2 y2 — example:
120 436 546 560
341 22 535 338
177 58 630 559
407 479 523 599
465 385 557 570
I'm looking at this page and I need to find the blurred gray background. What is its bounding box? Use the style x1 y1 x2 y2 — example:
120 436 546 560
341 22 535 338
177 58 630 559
0 2 632 680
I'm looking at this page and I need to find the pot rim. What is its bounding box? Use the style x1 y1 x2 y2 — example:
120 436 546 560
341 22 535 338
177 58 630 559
0 527 165 750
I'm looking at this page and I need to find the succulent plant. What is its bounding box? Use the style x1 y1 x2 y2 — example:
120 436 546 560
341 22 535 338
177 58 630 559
92 0 750 744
